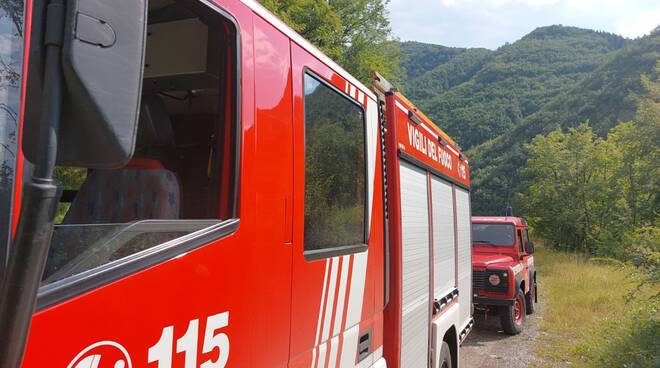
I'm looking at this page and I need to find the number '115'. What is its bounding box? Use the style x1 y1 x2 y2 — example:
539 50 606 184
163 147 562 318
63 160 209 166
148 312 230 368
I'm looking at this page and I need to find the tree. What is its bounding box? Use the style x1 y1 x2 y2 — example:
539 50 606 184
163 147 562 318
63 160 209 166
608 68 660 228
259 0 344 59
519 67 659 257
259 0 404 84
519 124 621 253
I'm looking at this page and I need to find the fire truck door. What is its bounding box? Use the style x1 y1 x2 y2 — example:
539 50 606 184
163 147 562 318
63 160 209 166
289 43 373 368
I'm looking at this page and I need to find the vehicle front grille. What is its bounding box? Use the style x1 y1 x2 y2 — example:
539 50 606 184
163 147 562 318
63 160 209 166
472 269 509 293
473 270 487 290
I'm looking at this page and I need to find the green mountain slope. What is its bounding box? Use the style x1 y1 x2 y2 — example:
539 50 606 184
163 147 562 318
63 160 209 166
405 47 493 101
399 25 659 214
469 31 659 214
400 41 469 80
403 26 628 149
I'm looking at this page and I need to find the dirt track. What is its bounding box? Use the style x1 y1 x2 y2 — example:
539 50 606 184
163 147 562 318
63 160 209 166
459 300 545 368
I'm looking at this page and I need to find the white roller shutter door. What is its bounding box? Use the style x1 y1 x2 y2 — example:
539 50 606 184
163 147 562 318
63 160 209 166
398 162 430 368
431 177 456 300
455 187 472 330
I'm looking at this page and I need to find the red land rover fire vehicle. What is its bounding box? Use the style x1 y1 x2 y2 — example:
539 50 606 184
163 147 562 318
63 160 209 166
471 216 537 334
0 0 473 367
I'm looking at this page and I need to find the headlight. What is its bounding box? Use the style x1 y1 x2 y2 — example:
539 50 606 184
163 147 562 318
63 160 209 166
488 274 501 286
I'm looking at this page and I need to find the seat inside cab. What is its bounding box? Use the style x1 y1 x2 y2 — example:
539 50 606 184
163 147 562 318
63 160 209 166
44 0 238 283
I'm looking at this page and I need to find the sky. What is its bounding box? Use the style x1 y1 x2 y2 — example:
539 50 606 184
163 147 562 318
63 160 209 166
387 0 660 49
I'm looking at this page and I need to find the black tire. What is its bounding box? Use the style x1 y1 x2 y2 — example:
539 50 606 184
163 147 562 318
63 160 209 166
526 280 537 315
438 341 452 368
500 287 526 335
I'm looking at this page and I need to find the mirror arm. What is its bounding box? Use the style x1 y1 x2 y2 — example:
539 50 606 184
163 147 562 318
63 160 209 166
0 1 65 366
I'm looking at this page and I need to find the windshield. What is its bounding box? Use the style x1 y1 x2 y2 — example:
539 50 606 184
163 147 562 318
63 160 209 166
0 0 25 272
472 223 515 246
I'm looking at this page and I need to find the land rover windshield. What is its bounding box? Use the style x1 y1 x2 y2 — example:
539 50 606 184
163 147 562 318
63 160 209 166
472 223 515 246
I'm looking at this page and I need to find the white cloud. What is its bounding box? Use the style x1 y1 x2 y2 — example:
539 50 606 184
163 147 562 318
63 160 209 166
492 0 561 8
614 8 660 38
388 0 659 49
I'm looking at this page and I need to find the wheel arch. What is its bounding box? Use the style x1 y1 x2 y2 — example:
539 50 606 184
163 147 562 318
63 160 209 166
515 273 524 295
442 326 458 368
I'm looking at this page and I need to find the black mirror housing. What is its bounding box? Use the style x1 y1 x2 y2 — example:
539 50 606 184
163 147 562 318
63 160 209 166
23 0 148 168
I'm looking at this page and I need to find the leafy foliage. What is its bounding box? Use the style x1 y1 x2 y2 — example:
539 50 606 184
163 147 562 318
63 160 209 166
518 124 615 253
518 71 659 261
402 25 628 150
399 42 468 80
259 0 404 84
53 167 86 223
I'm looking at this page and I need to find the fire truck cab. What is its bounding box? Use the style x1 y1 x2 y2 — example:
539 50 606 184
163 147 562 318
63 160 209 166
0 0 473 367
471 216 537 335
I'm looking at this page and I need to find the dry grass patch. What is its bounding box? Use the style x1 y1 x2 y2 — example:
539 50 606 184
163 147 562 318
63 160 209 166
534 246 659 367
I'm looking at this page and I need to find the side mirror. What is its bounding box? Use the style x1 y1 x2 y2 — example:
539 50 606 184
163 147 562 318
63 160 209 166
527 241 535 254
23 0 148 168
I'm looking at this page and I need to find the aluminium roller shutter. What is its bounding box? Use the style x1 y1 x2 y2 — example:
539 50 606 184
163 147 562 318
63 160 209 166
454 187 472 330
431 176 456 300
398 161 430 368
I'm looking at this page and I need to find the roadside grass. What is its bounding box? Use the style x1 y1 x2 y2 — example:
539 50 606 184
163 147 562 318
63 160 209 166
534 246 659 367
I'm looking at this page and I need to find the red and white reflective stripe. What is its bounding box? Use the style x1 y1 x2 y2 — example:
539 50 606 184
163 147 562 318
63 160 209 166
311 251 369 368
333 257 350 336
314 260 331 345
322 259 340 342
344 252 368 328
344 80 368 105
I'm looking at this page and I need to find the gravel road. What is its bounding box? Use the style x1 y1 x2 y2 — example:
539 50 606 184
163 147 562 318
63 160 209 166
459 300 545 368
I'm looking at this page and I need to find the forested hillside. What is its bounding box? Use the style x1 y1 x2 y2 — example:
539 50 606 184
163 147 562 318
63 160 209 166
400 26 659 215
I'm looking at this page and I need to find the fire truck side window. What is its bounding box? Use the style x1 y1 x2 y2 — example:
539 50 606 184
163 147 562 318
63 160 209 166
518 230 525 253
524 228 532 250
0 0 24 274
41 1 238 286
303 73 367 256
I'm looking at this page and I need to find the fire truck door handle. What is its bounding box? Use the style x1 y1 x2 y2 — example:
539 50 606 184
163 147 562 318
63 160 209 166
358 331 371 362
284 196 293 244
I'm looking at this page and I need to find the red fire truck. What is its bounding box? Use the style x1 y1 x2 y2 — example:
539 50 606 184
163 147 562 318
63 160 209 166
0 0 473 367
471 216 537 335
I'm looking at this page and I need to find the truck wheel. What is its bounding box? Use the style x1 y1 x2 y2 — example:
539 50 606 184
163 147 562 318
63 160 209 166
500 288 526 335
526 281 537 315
438 341 452 368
